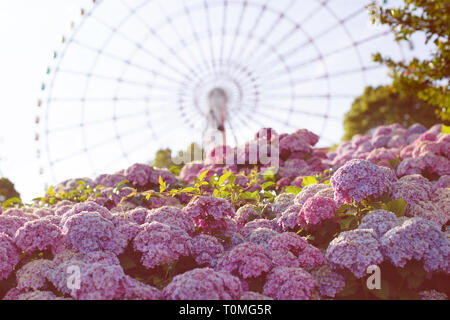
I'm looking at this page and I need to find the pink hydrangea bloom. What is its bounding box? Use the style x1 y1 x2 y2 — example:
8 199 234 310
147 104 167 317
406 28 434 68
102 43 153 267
94 173 127 188
163 268 242 300
294 183 330 206
216 242 273 279
268 232 307 254
16 259 55 291
311 264 345 298
133 222 192 269
124 163 152 186
240 291 273 300
234 204 260 226
297 244 325 269
248 227 279 248
61 201 112 225
240 219 279 238
325 229 383 278
62 211 126 255
14 219 63 254
0 233 20 280
0 215 27 238
191 234 224 266
145 206 195 234
299 196 337 226
331 159 391 203
277 205 302 231
122 276 162 300
263 267 315 300
271 193 295 217
179 161 205 183
409 200 449 227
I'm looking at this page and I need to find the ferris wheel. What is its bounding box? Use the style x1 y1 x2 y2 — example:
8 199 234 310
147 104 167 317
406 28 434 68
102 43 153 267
35 0 407 185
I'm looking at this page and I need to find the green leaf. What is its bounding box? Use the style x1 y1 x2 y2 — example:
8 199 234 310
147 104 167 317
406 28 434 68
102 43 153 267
218 171 233 186
115 179 129 190
261 181 276 190
181 187 197 193
285 186 302 194
2 197 22 210
386 198 407 217
159 176 167 193
389 156 400 168
302 176 317 187
442 124 450 134
169 165 181 175
240 192 258 200
262 168 276 181
198 170 209 182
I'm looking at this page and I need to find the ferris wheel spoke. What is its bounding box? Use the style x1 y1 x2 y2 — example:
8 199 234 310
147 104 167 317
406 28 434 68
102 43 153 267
229 0 271 71
71 39 183 85
238 0 296 70
261 29 391 81
90 15 192 83
256 5 367 76
182 0 214 75
262 93 355 100
257 103 338 121
265 64 381 90
225 1 248 64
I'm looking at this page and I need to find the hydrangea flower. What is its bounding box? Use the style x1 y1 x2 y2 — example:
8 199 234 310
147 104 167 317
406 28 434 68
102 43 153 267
124 207 148 225
294 183 331 206
330 159 391 203
62 211 126 255
183 196 235 232
179 162 206 184
124 163 152 186
94 173 127 188
191 234 224 266
216 242 273 279
162 268 242 300
133 222 192 269
16 259 55 291
268 232 307 255
234 204 260 226
299 196 337 226
14 219 63 254
263 267 315 300
419 290 447 300
0 215 27 238
380 218 449 273
358 209 399 238
271 193 295 217
145 206 195 234
409 200 449 227
270 250 300 268
325 229 383 278
240 219 279 238
61 201 113 225
277 205 302 231
311 264 346 298
297 244 325 269
248 227 279 249
122 276 162 300
240 291 273 300
0 233 20 280
17 291 57 300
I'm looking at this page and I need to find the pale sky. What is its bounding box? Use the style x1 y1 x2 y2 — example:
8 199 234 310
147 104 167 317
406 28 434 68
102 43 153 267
0 0 431 202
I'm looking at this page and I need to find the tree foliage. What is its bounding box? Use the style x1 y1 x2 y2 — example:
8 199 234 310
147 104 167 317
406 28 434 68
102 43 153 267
343 85 446 140
371 0 449 120
0 177 20 203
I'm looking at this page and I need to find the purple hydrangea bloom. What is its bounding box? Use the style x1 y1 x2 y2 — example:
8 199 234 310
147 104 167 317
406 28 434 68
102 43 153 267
358 209 399 238
325 229 383 278
294 183 331 206
216 242 273 279
299 196 337 226
419 290 447 300
0 215 27 237
268 232 307 255
145 206 195 234
0 233 20 280
16 259 55 291
270 250 300 268
124 163 152 186
277 205 302 231
17 291 57 300
234 204 260 226
263 267 315 300
297 244 325 269
162 268 242 300
133 222 192 269
380 218 449 273
94 172 127 188
248 227 279 248
125 207 149 225
14 219 63 254
271 193 296 217
240 291 273 300
311 264 346 298
191 234 224 266
330 159 391 203
122 276 162 300
61 201 113 225
240 219 279 238
62 211 126 255
183 196 235 232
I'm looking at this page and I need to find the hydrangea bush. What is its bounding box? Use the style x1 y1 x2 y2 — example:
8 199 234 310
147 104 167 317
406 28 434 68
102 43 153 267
1 123 449 300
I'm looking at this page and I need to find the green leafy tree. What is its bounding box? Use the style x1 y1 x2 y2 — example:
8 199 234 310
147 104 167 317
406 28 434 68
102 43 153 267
371 0 449 120
343 85 446 140
0 177 20 203
151 148 175 169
